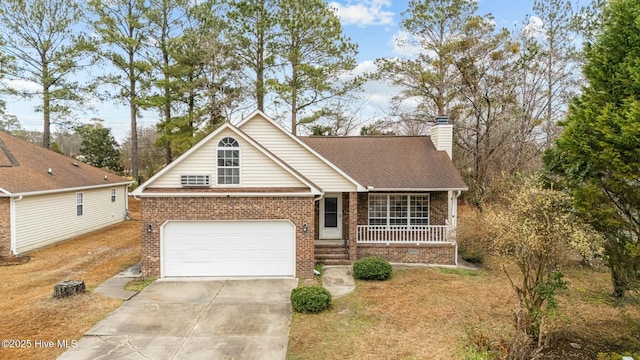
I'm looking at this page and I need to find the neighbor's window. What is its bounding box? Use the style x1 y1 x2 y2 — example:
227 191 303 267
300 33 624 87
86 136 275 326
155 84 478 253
368 194 429 226
76 192 84 216
217 137 240 185
111 188 116 203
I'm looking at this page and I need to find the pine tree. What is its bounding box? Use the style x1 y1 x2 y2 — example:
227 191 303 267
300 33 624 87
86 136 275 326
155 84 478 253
544 0 640 297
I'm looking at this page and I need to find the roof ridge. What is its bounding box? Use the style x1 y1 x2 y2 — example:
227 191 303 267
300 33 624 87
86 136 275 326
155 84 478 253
0 136 19 167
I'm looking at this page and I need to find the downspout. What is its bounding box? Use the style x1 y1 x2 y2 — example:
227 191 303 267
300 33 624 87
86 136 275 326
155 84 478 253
453 191 461 266
10 195 23 256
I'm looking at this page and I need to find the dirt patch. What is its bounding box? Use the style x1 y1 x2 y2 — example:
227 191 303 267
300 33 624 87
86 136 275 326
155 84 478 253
0 198 141 360
0 255 30 266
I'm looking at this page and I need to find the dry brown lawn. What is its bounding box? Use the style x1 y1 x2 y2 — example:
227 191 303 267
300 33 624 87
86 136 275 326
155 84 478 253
0 198 141 360
287 262 640 360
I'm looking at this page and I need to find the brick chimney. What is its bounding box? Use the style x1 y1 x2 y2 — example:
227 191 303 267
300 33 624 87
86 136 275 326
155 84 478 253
430 116 453 159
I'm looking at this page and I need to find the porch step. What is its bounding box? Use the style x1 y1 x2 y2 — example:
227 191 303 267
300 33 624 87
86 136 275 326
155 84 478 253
320 259 354 266
315 244 351 265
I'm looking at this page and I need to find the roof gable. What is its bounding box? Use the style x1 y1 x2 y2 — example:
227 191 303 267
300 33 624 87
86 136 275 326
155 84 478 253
300 136 468 191
131 123 321 196
0 131 131 195
237 111 365 192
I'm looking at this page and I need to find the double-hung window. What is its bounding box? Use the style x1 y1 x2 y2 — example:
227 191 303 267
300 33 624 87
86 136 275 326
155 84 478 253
110 188 116 203
368 194 429 226
76 192 84 216
217 137 240 185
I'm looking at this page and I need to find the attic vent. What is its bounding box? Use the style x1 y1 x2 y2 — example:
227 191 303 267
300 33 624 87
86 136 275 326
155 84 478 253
181 175 211 187
48 168 53 175
72 162 79 167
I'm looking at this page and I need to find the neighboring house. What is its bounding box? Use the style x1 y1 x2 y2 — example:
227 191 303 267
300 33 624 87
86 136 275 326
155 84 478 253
0 131 131 259
132 110 467 278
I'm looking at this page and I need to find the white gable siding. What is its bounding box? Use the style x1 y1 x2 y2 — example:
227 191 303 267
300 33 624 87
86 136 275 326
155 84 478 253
147 128 305 189
240 114 357 192
14 186 128 254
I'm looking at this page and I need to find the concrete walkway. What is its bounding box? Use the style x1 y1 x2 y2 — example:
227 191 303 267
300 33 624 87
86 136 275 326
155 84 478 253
93 263 141 300
322 265 355 299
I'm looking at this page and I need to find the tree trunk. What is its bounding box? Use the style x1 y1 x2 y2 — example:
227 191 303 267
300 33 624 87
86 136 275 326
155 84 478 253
130 62 139 181
290 65 297 135
256 32 265 112
42 60 51 149
43 86 51 149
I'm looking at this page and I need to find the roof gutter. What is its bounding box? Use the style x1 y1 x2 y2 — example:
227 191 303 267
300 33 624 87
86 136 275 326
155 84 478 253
136 192 317 198
367 187 469 192
3 181 132 198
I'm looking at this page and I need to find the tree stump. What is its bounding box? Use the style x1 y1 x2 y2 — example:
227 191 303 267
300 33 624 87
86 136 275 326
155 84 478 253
53 280 85 298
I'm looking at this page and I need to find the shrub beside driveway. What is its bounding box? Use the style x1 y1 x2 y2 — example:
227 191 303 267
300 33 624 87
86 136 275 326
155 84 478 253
0 198 141 360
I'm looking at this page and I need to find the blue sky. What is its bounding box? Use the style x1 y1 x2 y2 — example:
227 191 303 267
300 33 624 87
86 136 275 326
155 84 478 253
5 0 590 141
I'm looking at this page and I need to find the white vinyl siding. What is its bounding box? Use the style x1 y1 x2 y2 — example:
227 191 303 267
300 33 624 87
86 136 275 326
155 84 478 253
14 186 128 254
147 128 305 189
239 114 357 192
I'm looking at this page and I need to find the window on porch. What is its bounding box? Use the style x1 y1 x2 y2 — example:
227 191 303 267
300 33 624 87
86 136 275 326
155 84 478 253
368 194 429 226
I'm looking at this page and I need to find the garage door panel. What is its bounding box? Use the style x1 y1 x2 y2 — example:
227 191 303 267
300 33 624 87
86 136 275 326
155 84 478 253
162 221 295 277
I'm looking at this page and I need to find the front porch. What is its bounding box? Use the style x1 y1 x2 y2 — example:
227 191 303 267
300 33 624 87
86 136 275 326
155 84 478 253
313 191 459 266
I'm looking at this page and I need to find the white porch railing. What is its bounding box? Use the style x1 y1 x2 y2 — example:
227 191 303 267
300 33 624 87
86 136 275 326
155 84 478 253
356 225 453 243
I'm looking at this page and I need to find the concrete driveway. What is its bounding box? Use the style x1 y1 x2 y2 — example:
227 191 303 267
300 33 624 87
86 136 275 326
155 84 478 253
58 278 298 360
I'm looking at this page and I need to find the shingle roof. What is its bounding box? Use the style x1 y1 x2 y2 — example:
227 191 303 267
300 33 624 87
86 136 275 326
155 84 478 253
0 131 131 195
300 136 467 190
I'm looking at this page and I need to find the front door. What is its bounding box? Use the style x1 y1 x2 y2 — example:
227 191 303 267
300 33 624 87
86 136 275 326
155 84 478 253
320 193 341 239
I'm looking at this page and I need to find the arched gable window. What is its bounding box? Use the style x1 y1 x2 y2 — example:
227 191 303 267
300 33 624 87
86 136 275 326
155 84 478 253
217 137 240 185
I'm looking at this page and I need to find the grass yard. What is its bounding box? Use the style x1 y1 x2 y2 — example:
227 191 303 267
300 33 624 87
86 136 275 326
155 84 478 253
0 198 141 360
287 261 640 359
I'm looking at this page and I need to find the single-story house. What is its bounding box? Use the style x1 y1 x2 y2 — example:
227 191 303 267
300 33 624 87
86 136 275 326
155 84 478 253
0 131 132 259
132 110 467 278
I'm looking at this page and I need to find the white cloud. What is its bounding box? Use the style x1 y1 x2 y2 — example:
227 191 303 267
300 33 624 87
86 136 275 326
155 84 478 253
522 15 544 39
3 79 41 93
390 30 422 57
329 0 394 27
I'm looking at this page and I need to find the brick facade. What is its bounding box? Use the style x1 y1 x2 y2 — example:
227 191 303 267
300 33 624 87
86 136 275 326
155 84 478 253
0 198 11 258
430 192 448 226
357 243 456 265
141 196 315 278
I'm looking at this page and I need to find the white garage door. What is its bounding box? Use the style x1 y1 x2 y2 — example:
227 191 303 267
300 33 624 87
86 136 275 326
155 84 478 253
162 220 295 277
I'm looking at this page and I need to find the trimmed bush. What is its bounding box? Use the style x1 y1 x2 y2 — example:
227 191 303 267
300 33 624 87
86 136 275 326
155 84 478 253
353 256 392 281
291 285 332 313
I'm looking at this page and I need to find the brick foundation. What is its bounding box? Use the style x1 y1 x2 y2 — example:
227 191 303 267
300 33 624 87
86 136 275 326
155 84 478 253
141 196 315 278
0 198 11 258
357 243 456 265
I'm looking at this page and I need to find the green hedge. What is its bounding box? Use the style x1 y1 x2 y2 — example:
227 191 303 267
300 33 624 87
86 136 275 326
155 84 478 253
291 285 332 313
353 256 392 281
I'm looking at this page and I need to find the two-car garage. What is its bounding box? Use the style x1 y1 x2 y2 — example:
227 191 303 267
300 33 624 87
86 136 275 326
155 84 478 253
161 220 296 277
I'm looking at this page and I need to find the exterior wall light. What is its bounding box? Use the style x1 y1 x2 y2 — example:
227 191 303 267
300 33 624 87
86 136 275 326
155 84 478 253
147 224 153 233
303 223 308 232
